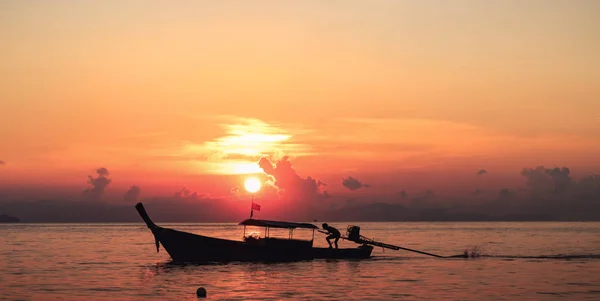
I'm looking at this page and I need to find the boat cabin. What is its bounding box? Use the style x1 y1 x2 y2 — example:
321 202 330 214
238 219 319 249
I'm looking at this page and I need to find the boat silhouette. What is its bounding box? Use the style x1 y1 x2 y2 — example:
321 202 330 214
135 202 373 263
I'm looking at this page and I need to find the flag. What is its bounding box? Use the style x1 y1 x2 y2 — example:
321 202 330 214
250 201 261 218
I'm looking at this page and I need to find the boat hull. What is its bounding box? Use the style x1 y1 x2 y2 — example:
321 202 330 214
152 226 373 263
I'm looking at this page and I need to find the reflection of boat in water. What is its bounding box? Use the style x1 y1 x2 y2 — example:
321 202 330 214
135 202 374 263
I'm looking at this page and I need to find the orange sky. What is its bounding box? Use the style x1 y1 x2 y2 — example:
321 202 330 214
1 1 599 200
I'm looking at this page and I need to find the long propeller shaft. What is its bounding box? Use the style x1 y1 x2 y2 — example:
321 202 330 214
318 229 448 258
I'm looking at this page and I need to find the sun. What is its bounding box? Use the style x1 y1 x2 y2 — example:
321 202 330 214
244 177 261 193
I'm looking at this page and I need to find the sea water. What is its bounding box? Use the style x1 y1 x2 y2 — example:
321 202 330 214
1 222 600 300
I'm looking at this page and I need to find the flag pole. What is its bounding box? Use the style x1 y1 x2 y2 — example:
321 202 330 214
250 194 254 218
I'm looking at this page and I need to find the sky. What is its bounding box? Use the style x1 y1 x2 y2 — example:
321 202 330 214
1 1 600 214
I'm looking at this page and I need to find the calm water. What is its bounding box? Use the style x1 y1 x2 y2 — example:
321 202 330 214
1 222 600 300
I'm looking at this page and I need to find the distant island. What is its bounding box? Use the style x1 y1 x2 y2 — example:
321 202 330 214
0 214 20 223
1 198 600 223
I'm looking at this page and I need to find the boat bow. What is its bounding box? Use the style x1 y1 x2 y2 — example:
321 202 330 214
135 202 161 252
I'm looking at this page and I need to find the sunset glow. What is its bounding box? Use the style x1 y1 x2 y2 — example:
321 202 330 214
0 1 599 222
181 117 312 175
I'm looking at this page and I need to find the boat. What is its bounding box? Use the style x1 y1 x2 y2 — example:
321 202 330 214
135 202 374 263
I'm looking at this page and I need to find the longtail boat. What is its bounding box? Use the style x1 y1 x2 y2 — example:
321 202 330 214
135 202 374 263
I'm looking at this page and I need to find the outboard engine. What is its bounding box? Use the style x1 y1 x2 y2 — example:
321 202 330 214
346 225 361 242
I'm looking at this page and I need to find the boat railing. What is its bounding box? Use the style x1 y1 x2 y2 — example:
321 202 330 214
242 225 315 247
239 218 319 247
244 235 313 249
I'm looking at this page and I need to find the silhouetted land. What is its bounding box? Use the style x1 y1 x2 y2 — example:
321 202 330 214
0 214 20 223
0 197 599 223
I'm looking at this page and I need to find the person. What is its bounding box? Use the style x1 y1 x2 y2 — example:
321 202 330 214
322 223 341 249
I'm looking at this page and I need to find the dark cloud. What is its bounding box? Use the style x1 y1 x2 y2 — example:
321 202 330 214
477 169 487 176
96 167 109 177
82 167 111 201
398 191 408 199
497 188 515 201
0 160 5 165
258 156 327 201
174 187 206 200
578 174 600 196
342 176 370 191
521 166 553 194
546 167 573 194
521 166 573 194
124 185 141 203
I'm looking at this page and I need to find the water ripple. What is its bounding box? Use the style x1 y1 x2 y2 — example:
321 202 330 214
2 222 600 300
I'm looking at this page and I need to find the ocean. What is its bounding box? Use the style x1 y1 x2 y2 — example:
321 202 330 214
1 222 600 300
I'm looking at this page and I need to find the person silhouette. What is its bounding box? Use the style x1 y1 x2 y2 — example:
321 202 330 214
322 223 341 249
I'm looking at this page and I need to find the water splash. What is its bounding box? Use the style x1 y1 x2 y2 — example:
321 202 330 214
444 243 600 260
463 245 484 258
443 245 486 259
446 247 600 260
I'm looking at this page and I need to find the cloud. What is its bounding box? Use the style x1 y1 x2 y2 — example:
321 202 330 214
174 187 205 200
577 174 600 196
398 191 408 199
258 156 327 201
497 188 515 201
96 167 109 177
521 166 573 194
342 176 370 191
477 169 487 176
0 160 5 165
82 168 111 201
521 167 553 193
124 185 141 203
181 117 313 175
546 167 573 194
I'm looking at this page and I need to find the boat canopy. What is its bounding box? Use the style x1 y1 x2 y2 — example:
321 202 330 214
239 219 319 230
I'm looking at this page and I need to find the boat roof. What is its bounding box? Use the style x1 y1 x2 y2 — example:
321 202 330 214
239 219 319 230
